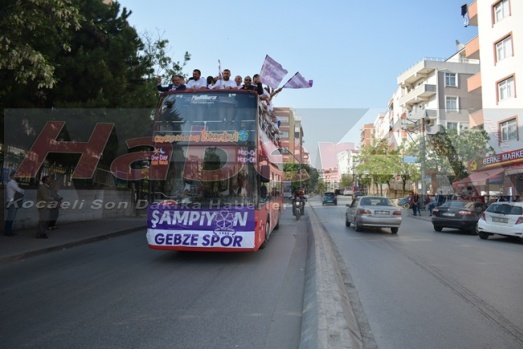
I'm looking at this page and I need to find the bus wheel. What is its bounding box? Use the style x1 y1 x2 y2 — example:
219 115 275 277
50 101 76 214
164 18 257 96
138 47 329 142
260 221 270 249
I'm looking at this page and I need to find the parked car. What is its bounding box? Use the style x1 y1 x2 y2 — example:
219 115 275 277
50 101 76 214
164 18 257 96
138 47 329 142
322 192 337 205
431 200 486 234
477 201 523 241
345 196 402 234
397 197 411 209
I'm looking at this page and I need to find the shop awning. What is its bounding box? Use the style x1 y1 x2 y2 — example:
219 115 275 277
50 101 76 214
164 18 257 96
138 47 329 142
452 167 505 187
505 164 523 176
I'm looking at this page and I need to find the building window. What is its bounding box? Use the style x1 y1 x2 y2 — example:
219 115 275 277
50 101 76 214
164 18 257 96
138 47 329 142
498 76 514 101
444 72 457 87
496 36 513 62
447 122 458 130
493 0 510 23
500 118 517 142
445 96 459 112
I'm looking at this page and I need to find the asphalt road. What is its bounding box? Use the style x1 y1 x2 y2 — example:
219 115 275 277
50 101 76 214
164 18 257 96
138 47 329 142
317 195 523 349
0 207 308 349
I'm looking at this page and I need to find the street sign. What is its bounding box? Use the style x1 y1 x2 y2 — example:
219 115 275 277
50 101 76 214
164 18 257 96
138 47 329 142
403 155 419 163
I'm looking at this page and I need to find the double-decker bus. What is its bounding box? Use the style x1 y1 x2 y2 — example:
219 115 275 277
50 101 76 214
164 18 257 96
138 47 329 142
146 89 283 251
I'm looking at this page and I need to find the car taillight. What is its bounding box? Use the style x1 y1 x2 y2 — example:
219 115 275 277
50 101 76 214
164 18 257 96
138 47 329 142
433 208 439 214
393 211 402 216
458 210 474 216
516 217 523 225
358 208 371 215
480 213 486 221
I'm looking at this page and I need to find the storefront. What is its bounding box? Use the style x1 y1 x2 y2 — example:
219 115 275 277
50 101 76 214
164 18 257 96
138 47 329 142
453 147 523 201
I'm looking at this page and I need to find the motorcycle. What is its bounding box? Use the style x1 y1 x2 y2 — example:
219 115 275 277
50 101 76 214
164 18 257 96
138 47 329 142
293 197 304 220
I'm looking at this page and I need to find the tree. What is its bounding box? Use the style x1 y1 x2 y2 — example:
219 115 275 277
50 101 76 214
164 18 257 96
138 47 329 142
355 139 401 196
0 1 190 109
340 173 353 189
428 127 492 182
0 0 82 90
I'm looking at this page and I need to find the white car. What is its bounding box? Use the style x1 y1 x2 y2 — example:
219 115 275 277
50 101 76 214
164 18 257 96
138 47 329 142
477 201 523 240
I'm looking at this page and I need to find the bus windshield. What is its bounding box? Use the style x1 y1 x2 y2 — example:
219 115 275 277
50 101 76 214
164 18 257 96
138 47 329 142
154 90 258 144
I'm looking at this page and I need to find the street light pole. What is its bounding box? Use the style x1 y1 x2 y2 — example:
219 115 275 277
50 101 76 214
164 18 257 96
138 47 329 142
420 117 426 200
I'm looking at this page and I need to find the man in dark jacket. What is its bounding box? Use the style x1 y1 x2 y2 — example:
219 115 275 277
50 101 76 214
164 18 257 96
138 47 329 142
156 75 186 92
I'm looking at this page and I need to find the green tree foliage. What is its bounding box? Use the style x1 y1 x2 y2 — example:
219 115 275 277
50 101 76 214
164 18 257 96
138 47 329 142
283 162 318 192
427 127 492 181
340 173 353 189
0 0 190 109
355 139 402 195
0 0 82 90
315 180 326 195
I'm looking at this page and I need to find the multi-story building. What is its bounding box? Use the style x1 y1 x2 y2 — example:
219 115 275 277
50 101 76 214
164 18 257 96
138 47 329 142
395 50 481 138
360 123 375 147
462 0 523 197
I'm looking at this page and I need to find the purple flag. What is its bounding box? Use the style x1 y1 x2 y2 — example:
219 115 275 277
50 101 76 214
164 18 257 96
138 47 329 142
282 72 313 89
259 55 288 89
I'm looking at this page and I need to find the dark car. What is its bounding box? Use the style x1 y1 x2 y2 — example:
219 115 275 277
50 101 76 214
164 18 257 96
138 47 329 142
397 197 411 209
322 192 337 205
431 200 486 234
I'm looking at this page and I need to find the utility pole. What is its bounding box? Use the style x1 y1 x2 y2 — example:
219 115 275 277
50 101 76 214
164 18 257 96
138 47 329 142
420 117 426 201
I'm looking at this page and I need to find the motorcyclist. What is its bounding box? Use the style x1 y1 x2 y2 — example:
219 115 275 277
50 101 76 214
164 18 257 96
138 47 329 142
292 188 306 216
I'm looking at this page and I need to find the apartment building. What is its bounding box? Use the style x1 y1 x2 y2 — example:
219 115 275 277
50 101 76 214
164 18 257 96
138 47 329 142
394 51 481 139
273 107 309 165
462 0 523 197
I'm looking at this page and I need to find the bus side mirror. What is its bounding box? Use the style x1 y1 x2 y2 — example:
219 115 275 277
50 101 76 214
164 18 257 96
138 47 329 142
260 165 270 183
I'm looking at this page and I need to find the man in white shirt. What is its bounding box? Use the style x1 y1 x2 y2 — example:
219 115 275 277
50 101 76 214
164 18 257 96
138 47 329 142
186 69 207 90
4 170 25 236
212 69 238 89
234 75 243 89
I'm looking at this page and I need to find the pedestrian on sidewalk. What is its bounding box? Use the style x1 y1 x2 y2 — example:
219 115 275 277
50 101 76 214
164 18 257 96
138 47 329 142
425 195 435 216
36 176 53 239
48 180 63 230
4 170 25 236
410 193 420 216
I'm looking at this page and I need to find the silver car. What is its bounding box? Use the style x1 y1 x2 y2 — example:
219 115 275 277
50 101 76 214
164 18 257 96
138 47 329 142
345 196 402 234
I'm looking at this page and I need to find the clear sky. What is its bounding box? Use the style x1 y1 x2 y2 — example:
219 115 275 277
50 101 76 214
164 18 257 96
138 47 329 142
117 0 477 164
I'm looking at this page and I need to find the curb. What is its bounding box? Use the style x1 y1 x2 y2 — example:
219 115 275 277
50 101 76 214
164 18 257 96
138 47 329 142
0 225 145 265
300 207 363 349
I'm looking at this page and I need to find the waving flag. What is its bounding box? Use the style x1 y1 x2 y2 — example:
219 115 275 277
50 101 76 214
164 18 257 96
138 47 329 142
282 72 313 89
461 4 469 27
259 55 288 89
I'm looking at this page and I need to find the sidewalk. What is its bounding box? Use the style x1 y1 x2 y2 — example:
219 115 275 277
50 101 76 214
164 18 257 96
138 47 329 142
0 216 147 264
403 208 433 221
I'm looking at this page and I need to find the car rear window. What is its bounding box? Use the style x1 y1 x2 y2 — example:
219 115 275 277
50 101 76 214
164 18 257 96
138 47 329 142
440 201 466 208
324 193 335 197
487 203 523 215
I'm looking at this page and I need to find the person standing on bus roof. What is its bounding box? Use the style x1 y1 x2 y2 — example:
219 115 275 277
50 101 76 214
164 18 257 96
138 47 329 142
234 75 243 89
212 69 238 90
240 76 256 91
156 75 186 92
186 69 207 90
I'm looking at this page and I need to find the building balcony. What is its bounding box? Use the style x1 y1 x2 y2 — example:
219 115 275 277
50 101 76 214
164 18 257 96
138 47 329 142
470 109 484 128
465 36 479 60
397 59 441 87
398 84 437 108
467 1 478 27
467 72 482 93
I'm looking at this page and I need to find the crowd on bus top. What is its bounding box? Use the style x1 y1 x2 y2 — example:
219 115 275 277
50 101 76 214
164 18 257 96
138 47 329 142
156 68 282 132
